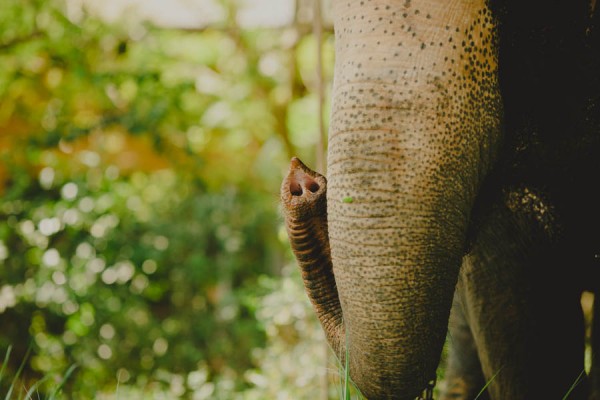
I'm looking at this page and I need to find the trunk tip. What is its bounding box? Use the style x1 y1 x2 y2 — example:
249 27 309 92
290 156 305 169
281 157 327 211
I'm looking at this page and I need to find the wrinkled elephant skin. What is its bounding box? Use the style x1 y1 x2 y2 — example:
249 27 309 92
281 0 600 399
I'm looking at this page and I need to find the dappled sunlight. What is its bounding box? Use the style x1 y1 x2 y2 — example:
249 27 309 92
0 0 339 398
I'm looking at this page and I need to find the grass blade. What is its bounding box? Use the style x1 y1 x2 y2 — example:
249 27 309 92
115 369 121 400
23 375 51 400
5 344 32 400
0 346 12 386
474 366 503 400
47 364 77 400
562 369 586 400
342 341 350 400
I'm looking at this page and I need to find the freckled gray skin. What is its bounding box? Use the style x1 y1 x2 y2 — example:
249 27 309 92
325 2 501 398
282 0 600 399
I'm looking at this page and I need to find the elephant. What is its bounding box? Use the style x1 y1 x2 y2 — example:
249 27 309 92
280 0 600 399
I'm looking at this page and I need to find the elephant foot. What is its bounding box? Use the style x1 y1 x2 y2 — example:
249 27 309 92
439 377 489 400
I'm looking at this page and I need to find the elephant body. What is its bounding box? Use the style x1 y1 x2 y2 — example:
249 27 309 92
281 0 600 399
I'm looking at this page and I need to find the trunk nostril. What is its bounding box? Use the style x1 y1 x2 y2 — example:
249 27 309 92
287 159 321 197
290 181 303 196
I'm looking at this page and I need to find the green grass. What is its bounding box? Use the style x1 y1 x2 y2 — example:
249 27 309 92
338 333 364 400
342 343 350 400
0 346 12 389
471 366 587 400
474 366 503 400
336 353 588 400
562 369 586 400
3 343 588 400
0 346 77 400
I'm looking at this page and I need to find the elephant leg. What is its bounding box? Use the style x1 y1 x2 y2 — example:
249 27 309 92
441 292 488 400
458 200 588 399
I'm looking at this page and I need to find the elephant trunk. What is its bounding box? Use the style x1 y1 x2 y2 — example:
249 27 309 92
280 158 344 356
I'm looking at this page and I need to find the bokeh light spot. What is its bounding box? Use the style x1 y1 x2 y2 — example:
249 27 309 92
42 248 61 267
61 182 79 200
100 323 115 340
153 337 168 356
98 344 112 360
142 259 157 274
39 167 55 190
39 217 61 236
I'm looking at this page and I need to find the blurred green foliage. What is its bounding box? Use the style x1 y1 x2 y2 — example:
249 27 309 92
0 0 337 398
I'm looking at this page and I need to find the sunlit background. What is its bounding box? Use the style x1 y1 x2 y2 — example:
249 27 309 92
0 0 348 398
